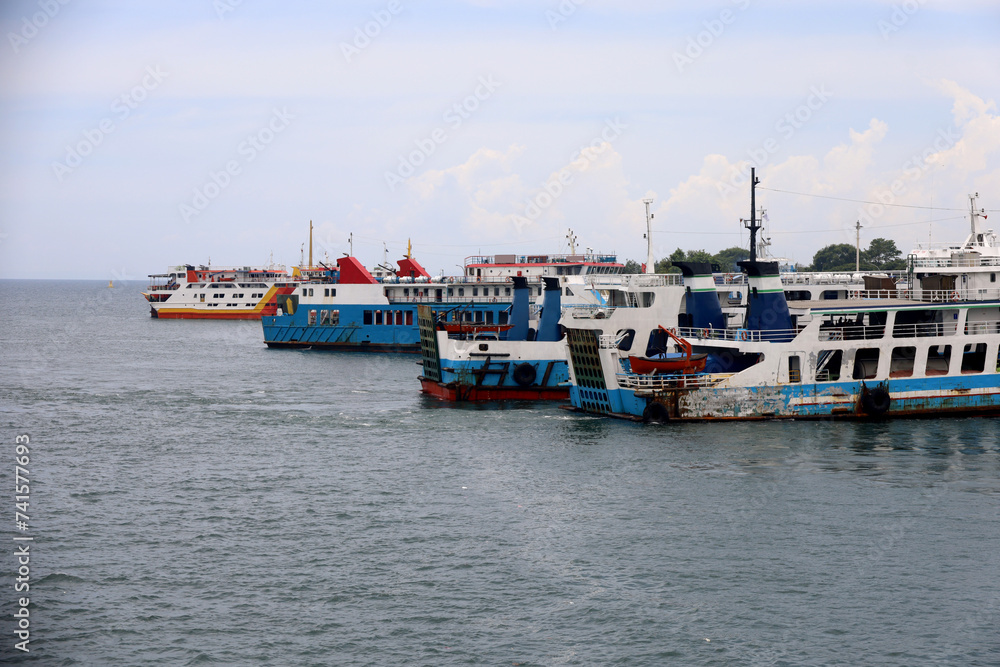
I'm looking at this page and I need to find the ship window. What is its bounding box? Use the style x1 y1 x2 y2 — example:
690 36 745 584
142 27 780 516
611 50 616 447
395 310 403 325
961 343 987 374
787 355 801 383
474 311 483 323
992 273 996 283
890 347 916 377
645 328 669 356
375 310 384 325
319 310 329 326
405 310 413 326
816 349 843 382
505 287 511 296
821 290 839 300
852 348 880 379
499 311 509 325
458 288 465 297
473 287 478 297
925 345 952 376
616 329 636 351
893 309 949 338
307 310 317 325
364 310 373 325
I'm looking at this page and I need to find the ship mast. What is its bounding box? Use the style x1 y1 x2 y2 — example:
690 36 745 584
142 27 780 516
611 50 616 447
308 220 313 268
743 167 762 261
643 198 654 274
968 192 984 246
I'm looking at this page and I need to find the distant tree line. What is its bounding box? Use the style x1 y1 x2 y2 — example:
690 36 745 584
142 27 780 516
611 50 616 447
623 238 906 274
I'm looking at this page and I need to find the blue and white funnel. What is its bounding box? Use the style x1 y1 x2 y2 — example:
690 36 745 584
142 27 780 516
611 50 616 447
673 261 725 330
535 277 563 342
738 260 793 340
507 276 531 341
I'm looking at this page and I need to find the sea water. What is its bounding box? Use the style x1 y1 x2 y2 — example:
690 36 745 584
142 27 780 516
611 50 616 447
1 280 998 665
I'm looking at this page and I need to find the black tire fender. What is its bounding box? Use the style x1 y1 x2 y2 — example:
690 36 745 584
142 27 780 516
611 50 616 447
861 386 891 416
642 402 670 424
512 363 537 387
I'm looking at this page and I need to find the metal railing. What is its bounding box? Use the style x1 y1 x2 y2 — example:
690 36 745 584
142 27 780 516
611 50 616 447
675 326 799 342
615 372 733 390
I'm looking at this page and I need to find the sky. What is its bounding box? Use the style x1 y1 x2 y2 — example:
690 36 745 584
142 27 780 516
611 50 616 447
1 0 999 279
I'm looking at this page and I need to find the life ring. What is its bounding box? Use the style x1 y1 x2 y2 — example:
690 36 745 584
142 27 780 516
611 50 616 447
668 327 678 336
950 291 961 302
860 386 891 416
700 328 710 338
642 402 669 423
512 363 536 387
737 329 748 341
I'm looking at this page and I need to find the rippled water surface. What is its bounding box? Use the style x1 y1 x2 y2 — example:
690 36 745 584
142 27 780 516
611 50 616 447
2 280 999 666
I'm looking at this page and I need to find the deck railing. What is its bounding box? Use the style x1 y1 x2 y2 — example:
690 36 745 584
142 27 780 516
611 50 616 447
615 372 733 390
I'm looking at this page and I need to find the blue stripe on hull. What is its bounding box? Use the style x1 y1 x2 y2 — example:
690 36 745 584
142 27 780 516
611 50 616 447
573 374 1000 421
439 358 569 389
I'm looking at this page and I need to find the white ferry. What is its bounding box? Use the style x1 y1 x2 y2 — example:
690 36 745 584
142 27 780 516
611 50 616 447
143 263 302 319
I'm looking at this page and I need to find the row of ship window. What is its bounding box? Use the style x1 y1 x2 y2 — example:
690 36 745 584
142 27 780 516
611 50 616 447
790 343 1000 382
302 309 513 326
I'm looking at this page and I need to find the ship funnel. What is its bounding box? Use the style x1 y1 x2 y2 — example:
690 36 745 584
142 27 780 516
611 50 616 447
737 260 793 340
673 261 725 330
535 277 563 342
506 276 530 341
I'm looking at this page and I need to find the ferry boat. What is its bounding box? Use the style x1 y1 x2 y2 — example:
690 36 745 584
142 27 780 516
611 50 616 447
564 258 1000 422
262 249 625 353
143 263 302 319
418 277 572 401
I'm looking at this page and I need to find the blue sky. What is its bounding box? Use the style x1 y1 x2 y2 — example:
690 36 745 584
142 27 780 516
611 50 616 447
1 0 999 279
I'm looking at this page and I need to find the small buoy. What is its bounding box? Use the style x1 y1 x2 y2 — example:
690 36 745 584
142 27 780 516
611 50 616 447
705 638 710 642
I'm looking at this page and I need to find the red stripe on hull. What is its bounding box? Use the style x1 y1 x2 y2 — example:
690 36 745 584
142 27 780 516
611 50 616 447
420 377 569 402
153 311 266 320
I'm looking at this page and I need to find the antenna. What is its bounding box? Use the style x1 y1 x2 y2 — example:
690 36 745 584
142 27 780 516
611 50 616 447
566 228 577 254
308 220 313 268
642 198 654 274
348 232 353 257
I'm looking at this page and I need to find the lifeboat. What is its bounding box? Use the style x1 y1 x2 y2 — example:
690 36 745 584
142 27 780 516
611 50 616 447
628 325 706 374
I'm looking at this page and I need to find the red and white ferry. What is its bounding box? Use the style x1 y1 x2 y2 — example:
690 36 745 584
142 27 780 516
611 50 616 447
143 263 303 319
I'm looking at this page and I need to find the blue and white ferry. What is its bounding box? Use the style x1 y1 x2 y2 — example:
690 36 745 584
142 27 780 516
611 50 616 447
565 255 1000 422
261 248 625 353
